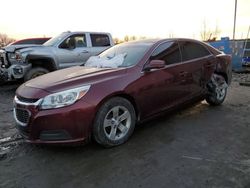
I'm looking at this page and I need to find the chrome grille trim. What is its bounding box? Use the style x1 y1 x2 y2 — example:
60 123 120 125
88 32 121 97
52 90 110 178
0 50 6 66
14 95 43 106
17 96 39 103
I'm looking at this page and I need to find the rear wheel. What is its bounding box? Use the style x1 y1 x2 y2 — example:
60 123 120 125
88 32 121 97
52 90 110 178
206 73 227 105
93 97 136 147
24 67 49 81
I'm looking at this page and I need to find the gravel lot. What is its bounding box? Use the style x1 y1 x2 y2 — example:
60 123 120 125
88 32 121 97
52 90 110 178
0 73 250 188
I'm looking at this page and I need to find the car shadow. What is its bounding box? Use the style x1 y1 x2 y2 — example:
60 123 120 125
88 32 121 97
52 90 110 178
13 100 212 154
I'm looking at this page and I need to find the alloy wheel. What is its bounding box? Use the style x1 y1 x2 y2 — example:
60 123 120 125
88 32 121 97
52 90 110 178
103 106 131 141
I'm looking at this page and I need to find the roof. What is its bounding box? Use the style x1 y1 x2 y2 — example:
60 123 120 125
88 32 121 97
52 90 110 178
123 38 206 45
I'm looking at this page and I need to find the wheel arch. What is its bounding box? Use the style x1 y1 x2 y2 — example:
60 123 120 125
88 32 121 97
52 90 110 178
215 54 232 84
26 55 57 72
214 71 228 84
95 92 140 122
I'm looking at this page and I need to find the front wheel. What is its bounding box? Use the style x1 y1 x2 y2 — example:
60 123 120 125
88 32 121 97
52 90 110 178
93 97 136 147
206 74 228 105
24 67 49 82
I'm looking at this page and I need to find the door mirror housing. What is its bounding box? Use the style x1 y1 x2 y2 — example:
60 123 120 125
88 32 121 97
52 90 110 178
144 60 165 71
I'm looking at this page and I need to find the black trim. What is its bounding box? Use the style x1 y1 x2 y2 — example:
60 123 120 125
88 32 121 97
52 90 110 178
39 130 72 141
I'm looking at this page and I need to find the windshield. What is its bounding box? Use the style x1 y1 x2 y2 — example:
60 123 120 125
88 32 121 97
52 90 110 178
43 33 68 46
98 43 152 67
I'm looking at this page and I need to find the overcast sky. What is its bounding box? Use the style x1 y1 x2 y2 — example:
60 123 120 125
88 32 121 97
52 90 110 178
1 0 249 40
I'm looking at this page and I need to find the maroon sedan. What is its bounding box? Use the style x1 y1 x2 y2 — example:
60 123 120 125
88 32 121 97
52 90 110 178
13 39 232 147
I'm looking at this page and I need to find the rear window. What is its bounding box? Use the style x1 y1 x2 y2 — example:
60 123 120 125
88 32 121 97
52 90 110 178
90 34 110 47
180 41 211 61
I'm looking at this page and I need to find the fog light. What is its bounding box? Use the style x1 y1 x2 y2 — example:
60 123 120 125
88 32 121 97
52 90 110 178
13 66 23 75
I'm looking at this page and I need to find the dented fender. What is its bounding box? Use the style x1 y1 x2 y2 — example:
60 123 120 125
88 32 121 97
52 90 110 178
215 54 232 84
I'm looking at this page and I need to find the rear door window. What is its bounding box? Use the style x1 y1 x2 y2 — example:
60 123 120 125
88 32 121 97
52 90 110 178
151 41 181 65
180 41 211 61
90 34 110 47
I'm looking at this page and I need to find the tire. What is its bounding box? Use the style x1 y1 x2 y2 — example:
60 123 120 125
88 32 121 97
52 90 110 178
93 97 136 147
24 67 49 81
205 74 227 106
0 79 5 86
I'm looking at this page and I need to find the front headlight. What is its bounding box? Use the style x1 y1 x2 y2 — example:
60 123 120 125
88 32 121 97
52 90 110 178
8 52 16 59
40 85 91 110
15 52 23 61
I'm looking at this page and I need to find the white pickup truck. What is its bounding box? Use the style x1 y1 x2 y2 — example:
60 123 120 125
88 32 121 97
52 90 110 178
0 31 114 82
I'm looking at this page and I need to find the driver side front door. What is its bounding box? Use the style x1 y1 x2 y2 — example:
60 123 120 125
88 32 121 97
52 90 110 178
136 41 192 119
56 34 90 69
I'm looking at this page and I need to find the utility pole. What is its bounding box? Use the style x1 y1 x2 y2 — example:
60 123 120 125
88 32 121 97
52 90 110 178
232 0 238 55
233 0 237 40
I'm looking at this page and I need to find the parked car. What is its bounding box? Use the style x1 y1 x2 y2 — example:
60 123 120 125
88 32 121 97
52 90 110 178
13 38 232 147
0 31 113 82
8 37 51 46
1 37 50 50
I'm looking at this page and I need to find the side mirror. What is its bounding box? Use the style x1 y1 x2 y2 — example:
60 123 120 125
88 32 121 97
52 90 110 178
143 60 165 71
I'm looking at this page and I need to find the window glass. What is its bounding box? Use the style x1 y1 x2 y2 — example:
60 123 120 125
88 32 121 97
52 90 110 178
151 41 181 65
44 32 69 46
90 34 110 47
99 43 152 67
74 36 86 47
59 35 86 49
180 41 210 61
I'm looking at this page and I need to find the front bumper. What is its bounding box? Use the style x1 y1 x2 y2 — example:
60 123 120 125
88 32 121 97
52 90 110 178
0 64 31 81
13 96 96 144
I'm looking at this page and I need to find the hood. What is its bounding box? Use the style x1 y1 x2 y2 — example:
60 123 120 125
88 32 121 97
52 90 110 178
3 44 43 53
17 45 51 54
24 66 127 93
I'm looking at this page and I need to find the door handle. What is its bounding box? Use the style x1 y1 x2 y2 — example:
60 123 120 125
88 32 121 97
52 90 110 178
179 71 188 77
81 50 89 53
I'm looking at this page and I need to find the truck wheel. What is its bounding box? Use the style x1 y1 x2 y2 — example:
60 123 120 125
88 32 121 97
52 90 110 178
206 74 227 106
24 67 49 81
93 97 136 147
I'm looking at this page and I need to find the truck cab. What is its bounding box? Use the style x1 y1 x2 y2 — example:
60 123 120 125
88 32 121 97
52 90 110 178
0 31 114 82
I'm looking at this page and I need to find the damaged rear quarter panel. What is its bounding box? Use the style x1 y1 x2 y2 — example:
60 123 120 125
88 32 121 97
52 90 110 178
215 54 232 84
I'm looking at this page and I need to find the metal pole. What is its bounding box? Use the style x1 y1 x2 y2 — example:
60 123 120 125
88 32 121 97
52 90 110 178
242 25 250 57
233 0 237 40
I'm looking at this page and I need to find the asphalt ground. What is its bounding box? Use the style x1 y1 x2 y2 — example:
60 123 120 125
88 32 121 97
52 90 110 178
0 73 250 188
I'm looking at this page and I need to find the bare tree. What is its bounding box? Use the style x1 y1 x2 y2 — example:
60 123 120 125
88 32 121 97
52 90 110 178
200 20 221 41
116 35 147 44
139 36 147 40
168 33 174 38
129 36 137 41
212 23 221 40
113 38 121 44
200 20 211 41
0 33 16 47
124 35 129 42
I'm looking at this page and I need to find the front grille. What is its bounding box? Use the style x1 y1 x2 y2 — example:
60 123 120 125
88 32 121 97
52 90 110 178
0 51 6 66
17 96 39 103
15 108 30 124
0 57 4 64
